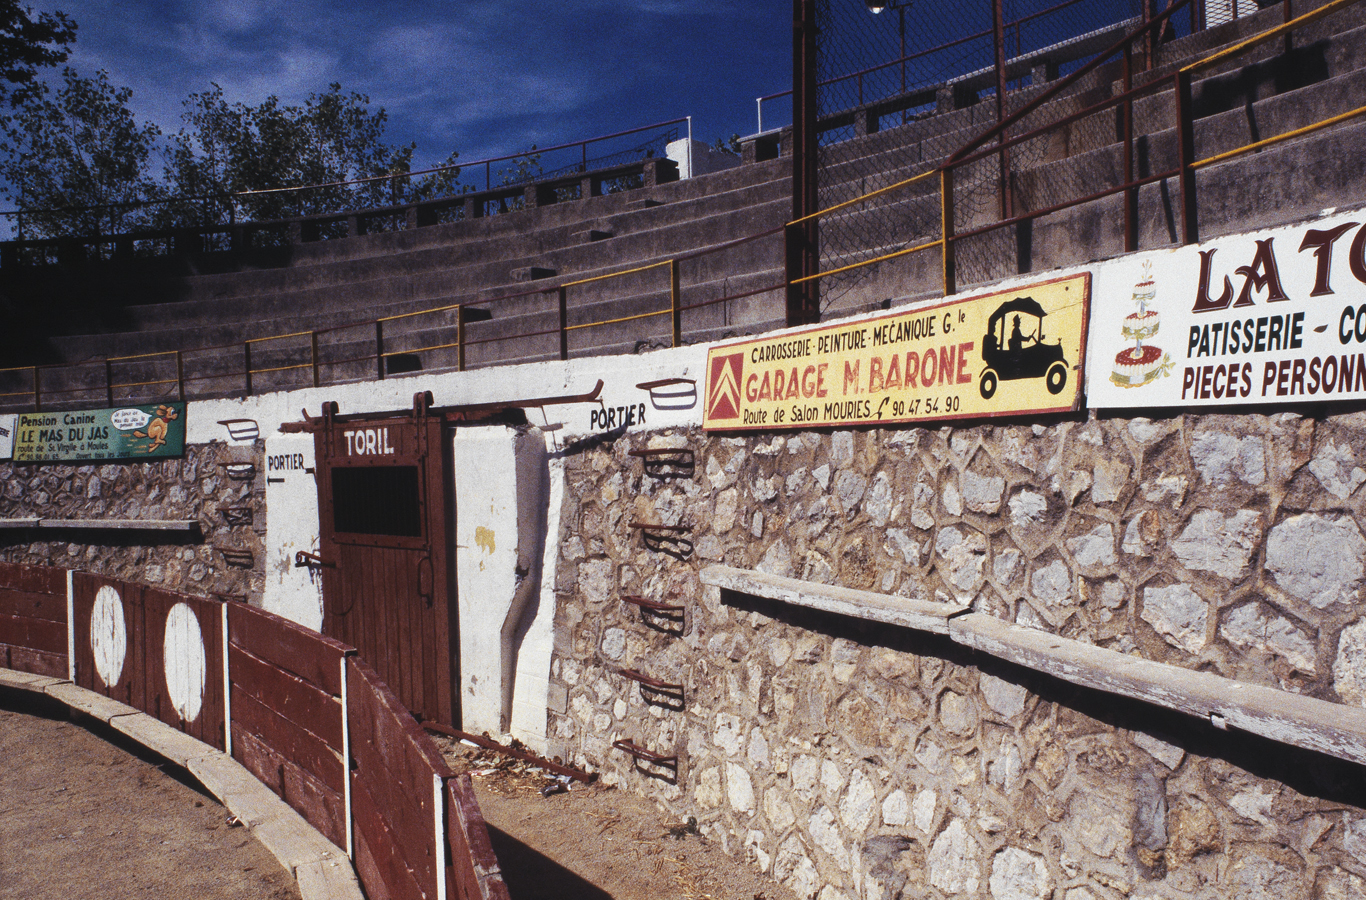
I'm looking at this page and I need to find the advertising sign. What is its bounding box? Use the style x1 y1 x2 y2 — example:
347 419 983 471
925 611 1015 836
12 402 186 463
1086 209 1366 409
703 273 1089 430
0 414 15 460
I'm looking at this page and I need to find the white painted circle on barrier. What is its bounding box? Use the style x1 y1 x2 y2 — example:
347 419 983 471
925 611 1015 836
163 602 206 722
91 585 127 688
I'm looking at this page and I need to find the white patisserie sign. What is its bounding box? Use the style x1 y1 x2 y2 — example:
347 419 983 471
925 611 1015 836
1086 207 1366 409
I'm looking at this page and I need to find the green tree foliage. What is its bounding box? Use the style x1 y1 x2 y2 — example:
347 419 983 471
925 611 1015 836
161 83 460 228
0 0 75 105
0 67 161 238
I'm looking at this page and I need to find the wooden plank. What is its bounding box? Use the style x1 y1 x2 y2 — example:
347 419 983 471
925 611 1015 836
232 723 286 797
352 818 397 900
0 562 66 595
348 657 450 777
231 688 345 794
0 613 66 654
229 644 344 750
0 588 67 621
281 756 347 850
446 775 509 900
700 564 970 633
949 612 1366 767
228 601 350 695
4 645 66 679
351 774 430 900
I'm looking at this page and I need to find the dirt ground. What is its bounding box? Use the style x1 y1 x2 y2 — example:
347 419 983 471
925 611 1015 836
433 735 800 900
0 689 300 900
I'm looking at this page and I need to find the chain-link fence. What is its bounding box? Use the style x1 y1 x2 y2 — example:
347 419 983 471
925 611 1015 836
812 0 1152 306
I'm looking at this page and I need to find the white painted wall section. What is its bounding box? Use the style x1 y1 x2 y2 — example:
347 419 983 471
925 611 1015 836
453 425 551 743
262 432 323 631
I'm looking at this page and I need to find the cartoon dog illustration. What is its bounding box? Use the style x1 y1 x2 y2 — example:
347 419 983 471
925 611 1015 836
133 405 180 452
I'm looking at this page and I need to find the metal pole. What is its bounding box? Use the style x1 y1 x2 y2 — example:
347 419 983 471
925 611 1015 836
375 320 386 380
786 0 820 327
670 259 682 347
686 116 693 180
941 167 957 296
1123 44 1138 253
176 351 185 402
311 332 320 388
757 97 763 134
457 306 466 372
1174 70 1199 245
993 0 1013 220
31 366 39 411
243 342 253 396
105 359 115 406
559 287 569 360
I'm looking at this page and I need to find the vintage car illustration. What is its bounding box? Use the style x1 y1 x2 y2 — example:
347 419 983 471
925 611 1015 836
978 296 1069 399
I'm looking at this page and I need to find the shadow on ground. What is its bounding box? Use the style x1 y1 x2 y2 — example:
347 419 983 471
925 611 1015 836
486 824 612 900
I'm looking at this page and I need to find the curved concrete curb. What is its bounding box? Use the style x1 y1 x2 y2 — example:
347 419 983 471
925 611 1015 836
0 667 363 900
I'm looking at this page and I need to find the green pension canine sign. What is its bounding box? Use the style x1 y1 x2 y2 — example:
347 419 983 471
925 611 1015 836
13 403 186 463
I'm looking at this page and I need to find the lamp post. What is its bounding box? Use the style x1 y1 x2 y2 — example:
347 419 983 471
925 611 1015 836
865 1 908 100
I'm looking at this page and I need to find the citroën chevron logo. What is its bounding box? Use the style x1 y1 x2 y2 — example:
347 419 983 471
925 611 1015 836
707 352 744 421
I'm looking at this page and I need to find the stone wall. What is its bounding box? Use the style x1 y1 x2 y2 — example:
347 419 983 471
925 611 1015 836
0 441 264 601
547 411 1366 900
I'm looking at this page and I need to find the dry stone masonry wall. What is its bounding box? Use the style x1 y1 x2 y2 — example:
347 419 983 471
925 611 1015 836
548 411 1366 900
0 441 264 600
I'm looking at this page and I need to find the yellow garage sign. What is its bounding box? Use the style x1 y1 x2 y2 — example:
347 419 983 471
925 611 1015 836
703 273 1089 430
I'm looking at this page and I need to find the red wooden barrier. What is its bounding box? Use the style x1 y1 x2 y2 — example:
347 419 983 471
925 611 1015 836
446 774 510 900
2 565 511 900
0 562 66 677
71 571 147 709
227 602 352 849
348 657 449 900
141 586 225 750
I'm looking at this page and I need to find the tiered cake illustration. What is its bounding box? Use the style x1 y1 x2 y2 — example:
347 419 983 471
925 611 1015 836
1110 260 1172 388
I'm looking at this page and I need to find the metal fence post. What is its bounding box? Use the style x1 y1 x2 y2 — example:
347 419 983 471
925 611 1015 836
1174 69 1199 245
176 351 185 402
32 366 40 412
341 655 354 862
433 773 448 900
222 602 232 757
66 569 75 682
1123 43 1138 253
558 286 569 361
243 342 253 396
457 306 466 372
105 359 115 406
311 332 320 388
670 259 682 347
376 320 386 381
941 167 957 297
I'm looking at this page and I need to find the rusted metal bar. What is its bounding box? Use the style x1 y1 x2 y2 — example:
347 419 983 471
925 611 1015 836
243 341 253 396
311 332 320 388
615 667 684 694
32 366 39 411
294 550 335 570
612 739 677 769
176 351 185 402
105 358 114 406
787 0 820 327
622 594 684 613
628 448 695 479
421 721 597 784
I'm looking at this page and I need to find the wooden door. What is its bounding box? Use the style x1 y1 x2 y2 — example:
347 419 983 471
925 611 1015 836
314 411 458 726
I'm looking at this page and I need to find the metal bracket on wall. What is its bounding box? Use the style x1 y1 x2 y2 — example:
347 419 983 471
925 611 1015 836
628 448 695 480
220 462 257 481
294 550 335 570
222 506 254 527
612 739 678 783
218 547 255 568
635 377 697 411
216 418 260 442
621 594 685 635
615 667 685 711
628 522 693 560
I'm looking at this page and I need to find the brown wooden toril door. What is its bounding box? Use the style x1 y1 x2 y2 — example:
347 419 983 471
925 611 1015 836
314 407 458 726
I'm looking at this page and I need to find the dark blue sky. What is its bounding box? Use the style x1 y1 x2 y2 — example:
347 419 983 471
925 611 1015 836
43 0 794 171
